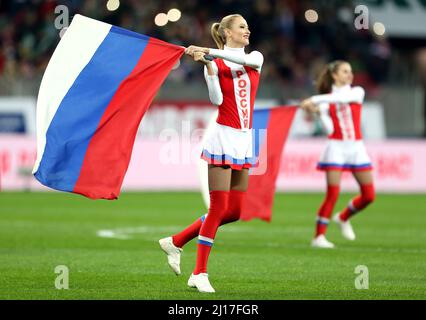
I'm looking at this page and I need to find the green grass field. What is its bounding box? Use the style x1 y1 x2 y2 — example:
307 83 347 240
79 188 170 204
1 191 425 300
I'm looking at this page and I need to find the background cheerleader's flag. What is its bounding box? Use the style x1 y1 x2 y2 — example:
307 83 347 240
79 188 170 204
199 106 297 222
241 106 297 222
33 15 184 199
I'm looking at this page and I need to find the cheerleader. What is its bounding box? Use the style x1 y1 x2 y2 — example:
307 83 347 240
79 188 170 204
159 14 263 292
300 60 375 248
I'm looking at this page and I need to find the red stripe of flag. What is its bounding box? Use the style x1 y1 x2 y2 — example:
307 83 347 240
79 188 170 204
74 38 184 199
241 106 297 221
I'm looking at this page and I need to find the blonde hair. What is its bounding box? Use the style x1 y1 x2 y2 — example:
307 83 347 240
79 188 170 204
316 60 349 94
211 14 243 49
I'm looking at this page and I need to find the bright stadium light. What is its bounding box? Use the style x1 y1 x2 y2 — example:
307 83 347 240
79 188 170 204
155 13 168 27
305 9 318 23
167 8 181 22
106 0 120 11
373 22 386 36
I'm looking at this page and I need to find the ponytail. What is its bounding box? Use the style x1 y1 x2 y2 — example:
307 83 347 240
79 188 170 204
211 23 225 49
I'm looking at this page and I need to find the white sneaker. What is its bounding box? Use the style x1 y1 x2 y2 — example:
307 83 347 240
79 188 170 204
187 273 215 293
311 234 335 248
333 214 356 241
159 237 182 275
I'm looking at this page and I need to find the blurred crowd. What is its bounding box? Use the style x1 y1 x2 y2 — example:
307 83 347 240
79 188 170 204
0 0 394 94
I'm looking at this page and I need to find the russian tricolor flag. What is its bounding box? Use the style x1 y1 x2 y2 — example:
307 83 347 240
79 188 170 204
33 15 184 199
241 106 297 221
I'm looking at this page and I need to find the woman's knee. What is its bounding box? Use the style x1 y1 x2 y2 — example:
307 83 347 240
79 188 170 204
362 190 375 204
222 190 246 223
361 184 375 204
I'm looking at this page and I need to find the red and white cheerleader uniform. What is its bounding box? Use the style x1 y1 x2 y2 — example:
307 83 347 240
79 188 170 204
313 85 372 172
200 46 263 170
